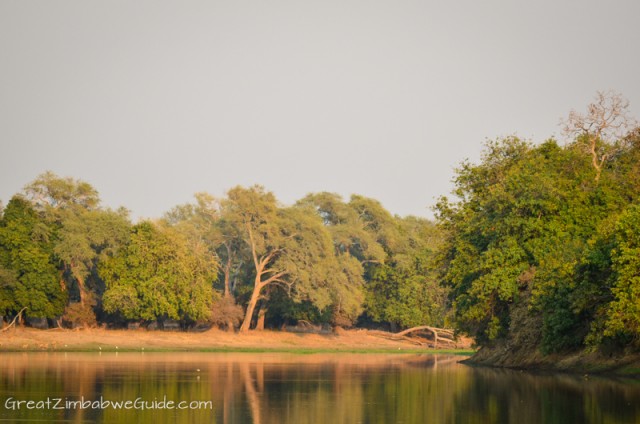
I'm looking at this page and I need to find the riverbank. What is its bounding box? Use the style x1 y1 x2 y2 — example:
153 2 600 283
0 327 475 354
466 344 640 377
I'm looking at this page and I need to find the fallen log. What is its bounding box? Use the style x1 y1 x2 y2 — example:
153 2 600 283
392 326 457 348
365 325 458 348
1 307 27 332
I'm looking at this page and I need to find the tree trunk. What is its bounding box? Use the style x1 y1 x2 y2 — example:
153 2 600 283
255 306 267 331
223 277 235 331
77 275 86 306
223 244 232 297
70 264 87 306
239 278 262 333
239 228 285 332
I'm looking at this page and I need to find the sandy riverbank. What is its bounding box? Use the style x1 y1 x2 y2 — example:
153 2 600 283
0 327 474 353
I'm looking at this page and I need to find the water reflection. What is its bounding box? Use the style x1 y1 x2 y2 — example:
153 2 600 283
0 352 638 423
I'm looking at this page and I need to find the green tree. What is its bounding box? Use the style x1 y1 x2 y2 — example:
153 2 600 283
603 204 640 344
436 138 593 344
343 194 449 330
100 221 218 324
437 121 640 355
299 193 448 329
0 196 66 319
220 186 344 332
298 193 386 263
165 193 245 299
22 172 131 326
367 216 448 328
165 192 246 329
296 192 385 325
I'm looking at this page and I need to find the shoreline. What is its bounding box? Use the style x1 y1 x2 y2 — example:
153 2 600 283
4 327 639 377
464 345 640 378
0 327 475 355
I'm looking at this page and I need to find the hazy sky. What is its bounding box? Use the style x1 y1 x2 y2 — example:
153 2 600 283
1 1 639 220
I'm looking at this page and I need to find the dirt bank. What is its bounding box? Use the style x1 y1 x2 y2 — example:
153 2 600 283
466 343 640 377
0 327 474 353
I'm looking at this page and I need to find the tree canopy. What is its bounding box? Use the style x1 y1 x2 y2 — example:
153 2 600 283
100 221 218 323
0 196 66 319
437 122 640 352
1 90 637 364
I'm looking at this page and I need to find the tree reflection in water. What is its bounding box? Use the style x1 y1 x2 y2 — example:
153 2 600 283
0 353 639 423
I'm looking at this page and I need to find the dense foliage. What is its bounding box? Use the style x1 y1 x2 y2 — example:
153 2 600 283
437 129 640 352
0 197 65 319
0 174 445 331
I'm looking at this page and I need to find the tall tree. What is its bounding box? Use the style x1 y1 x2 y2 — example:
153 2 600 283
435 138 589 344
297 192 385 325
22 172 131 326
165 193 244 299
165 193 247 329
221 186 342 332
299 192 448 329
437 124 640 355
0 196 66 319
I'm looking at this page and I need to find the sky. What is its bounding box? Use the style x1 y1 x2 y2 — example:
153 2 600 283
1 1 639 221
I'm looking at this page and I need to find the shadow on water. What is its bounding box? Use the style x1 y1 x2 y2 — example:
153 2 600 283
0 352 639 423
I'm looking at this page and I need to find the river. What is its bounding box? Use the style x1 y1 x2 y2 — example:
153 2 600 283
0 352 638 423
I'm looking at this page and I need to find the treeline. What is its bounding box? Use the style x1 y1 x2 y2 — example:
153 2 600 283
0 174 446 331
438 92 640 354
2 91 639 359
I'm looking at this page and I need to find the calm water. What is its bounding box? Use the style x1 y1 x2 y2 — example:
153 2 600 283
0 352 639 423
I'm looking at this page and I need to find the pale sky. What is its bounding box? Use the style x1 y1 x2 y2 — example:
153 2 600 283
1 1 639 220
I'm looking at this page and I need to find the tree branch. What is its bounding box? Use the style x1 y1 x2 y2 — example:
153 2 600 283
246 223 260 271
257 272 287 289
257 249 283 273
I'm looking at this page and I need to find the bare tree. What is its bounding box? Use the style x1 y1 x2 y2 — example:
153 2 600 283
562 90 637 182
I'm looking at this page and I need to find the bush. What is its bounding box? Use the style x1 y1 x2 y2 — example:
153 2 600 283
210 297 244 330
62 295 97 328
